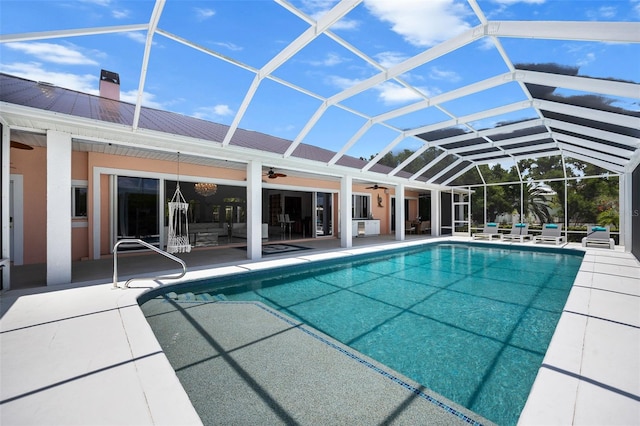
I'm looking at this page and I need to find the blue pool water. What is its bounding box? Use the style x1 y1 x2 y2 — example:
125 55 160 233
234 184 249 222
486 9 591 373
141 242 583 425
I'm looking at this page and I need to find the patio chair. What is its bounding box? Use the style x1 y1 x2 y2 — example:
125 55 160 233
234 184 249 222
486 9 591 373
501 223 533 243
405 220 416 234
472 223 500 240
582 225 614 249
533 223 566 245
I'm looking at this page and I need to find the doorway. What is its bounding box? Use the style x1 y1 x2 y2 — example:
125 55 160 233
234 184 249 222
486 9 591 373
316 192 333 236
115 176 160 246
9 174 23 265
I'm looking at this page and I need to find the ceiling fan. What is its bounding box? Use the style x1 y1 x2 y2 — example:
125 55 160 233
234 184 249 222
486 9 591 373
265 168 287 179
10 141 33 150
366 184 388 190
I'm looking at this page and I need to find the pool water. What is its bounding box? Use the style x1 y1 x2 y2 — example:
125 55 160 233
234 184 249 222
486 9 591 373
142 242 583 425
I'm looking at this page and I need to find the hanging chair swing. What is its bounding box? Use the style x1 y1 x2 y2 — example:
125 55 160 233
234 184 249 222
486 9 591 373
167 154 191 253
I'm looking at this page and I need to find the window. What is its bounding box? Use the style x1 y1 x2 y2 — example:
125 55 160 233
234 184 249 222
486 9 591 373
72 181 88 218
352 194 370 219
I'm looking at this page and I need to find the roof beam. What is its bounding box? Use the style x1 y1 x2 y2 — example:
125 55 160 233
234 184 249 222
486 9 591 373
390 145 432 176
0 24 148 43
424 119 545 148
469 151 561 167
329 25 483 106
560 149 625 174
557 142 628 167
536 99 640 129
366 99 532 171
517 70 640 100
132 0 165 131
546 118 640 149
490 132 553 148
552 132 634 159
441 162 477 186
428 159 464 184
156 29 258 75
261 1 360 78
409 152 450 180
362 133 406 172
283 101 328 157
489 20 640 43
538 100 640 130
328 120 373 165
291 25 486 158
463 142 558 160
226 0 359 150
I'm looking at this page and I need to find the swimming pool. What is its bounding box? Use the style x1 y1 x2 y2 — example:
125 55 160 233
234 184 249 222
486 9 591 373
140 242 583 425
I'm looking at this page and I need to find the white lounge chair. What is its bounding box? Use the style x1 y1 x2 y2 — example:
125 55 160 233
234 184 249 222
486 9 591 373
501 223 533 243
582 225 614 249
405 220 416 234
473 223 500 240
534 223 566 245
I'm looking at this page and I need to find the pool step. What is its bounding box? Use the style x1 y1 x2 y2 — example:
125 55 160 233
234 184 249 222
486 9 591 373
163 291 227 303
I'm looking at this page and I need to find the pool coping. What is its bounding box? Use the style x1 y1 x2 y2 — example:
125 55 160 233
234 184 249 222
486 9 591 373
1 236 638 425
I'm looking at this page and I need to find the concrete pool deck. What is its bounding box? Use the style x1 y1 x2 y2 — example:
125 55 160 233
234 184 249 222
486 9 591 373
1 237 638 425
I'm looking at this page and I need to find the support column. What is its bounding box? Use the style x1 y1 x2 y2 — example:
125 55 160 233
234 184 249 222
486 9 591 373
46 130 72 285
340 175 352 248
1 121 10 289
395 183 405 240
246 160 262 260
431 189 441 237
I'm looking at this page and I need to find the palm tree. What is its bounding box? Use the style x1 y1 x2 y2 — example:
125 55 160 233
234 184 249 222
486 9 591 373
597 208 619 230
525 182 554 224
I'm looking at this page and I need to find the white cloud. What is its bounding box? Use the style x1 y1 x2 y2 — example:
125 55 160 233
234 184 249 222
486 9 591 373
195 7 215 21
364 0 471 47
577 52 596 67
300 0 338 11
477 37 496 51
1 62 166 109
299 0 359 30
193 105 234 120
491 0 545 4
331 18 360 30
0 62 98 94
598 6 617 18
5 42 99 66
120 89 164 109
308 52 344 67
112 9 130 19
325 75 361 90
327 74 433 104
429 66 461 82
213 42 243 52
375 51 408 68
376 81 425 104
124 31 151 44
79 0 112 6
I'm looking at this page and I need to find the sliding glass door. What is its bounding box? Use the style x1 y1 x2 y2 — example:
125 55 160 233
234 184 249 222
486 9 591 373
116 176 159 245
316 192 333 236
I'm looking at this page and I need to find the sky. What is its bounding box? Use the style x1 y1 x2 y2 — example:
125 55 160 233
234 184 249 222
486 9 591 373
1 0 638 160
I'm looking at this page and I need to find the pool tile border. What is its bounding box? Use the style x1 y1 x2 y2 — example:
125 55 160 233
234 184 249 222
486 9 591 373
239 300 487 426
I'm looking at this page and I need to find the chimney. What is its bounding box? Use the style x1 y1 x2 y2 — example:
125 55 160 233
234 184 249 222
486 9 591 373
99 69 120 101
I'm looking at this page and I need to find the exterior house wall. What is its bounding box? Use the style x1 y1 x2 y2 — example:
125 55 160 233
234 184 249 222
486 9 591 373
15 146 402 264
72 151 89 261
11 146 46 264
632 163 639 261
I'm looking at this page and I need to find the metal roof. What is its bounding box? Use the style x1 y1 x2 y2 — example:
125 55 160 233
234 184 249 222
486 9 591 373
1 0 639 188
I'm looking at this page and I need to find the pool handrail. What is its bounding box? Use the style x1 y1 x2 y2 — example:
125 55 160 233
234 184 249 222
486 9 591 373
113 239 187 289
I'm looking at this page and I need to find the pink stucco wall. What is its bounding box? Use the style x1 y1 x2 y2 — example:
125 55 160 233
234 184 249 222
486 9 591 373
15 147 418 264
11 146 46 264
